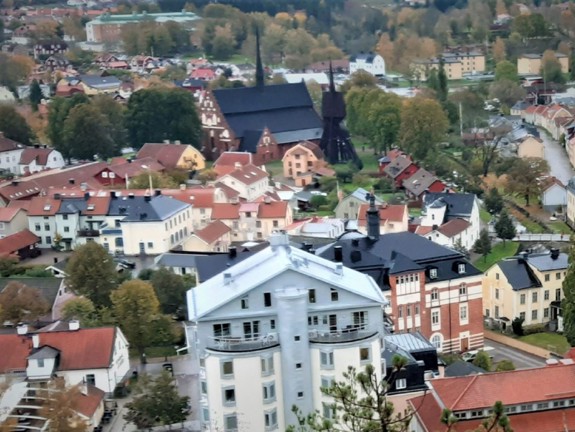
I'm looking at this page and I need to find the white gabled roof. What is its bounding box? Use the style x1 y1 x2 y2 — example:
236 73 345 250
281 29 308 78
187 234 386 321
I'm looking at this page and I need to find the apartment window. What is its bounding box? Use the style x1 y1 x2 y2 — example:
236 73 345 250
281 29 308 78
37 359 44 367
460 304 468 321
224 414 238 431
270 319 276 330
532 310 538 320
213 323 231 337
494 306 499 318
323 403 335 419
261 356 274 376
295 363 302 369
495 289 499 300
320 351 334 369
532 292 538 302
262 382 276 403
115 219 121 228
221 360 234 378
406 306 411 317
430 268 438 279
431 289 439 301
321 376 334 390
256 221 262 228
240 296 249 309
44 223 50 231
330 288 339 301
264 409 278 430
243 321 260 339
308 315 319 326
233 221 239 230
556 289 562 301
294 336 301 342
496 273 499 280
34 224 40 231
273 220 279 228
431 310 440 326
545 274 550 282
223 387 236 406
200 380 207 395
544 308 549 318
544 290 549 300
556 272 561 280
264 292 272 307
85 374 95 386
458 263 466 274
431 334 442 350
62 214 68 220
459 283 467 295
415 304 420 315
360 347 371 363
396 378 407 390
519 312 526 321
297 391 304 398
520 404 531 412
147 242 153 248
397 306 403 318
63 226 70 233
520 294 526 305
537 402 549 410
353 311 367 328
45 236 51 245
308 289 316 303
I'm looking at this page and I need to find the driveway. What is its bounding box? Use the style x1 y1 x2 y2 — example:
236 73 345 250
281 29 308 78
487 340 548 369
539 130 575 184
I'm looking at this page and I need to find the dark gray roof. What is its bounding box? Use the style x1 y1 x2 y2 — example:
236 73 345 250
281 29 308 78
527 252 568 272
109 195 189 222
239 130 263 153
499 259 541 291
444 360 485 377
350 53 377 63
28 345 59 360
57 198 89 215
423 193 476 219
0 277 62 306
79 74 121 89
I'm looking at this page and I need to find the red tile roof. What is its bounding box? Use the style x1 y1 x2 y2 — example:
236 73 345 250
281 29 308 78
213 152 253 176
163 187 216 208
211 203 240 219
194 220 231 244
136 143 190 169
415 225 433 235
357 204 407 226
7 200 31 211
224 164 268 185
436 218 471 238
81 196 111 216
258 201 289 218
0 327 117 373
74 385 105 418
284 141 324 160
105 157 164 179
0 229 40 257
0 207 22 222
0 132 25 152
524 105 538 114
27 197 61 216
214 182 241 200
19 147 55 165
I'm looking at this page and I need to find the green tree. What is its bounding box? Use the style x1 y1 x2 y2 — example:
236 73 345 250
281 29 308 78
125 88 201 150
111 280 162 356
541 50 566 84
473 229 492 262
0 105 35 145
61 297 100 327
488 79 526 108
47 94 90 161
472 350 492 371
494 209 516 245
124 372 190 429
399 97 449 160
512 316 524 336
287 359 411 432
505 157 549 206
90 95 127 155
150 267 189 316
513 13 549 38
484 188 504 214
62 104 117 160
340 70 378 93
0 282 50 324
366 92 402 154
29 79 43 111
495 360 515 372
562 239 575 346
65 242 118 307
494 60 518 82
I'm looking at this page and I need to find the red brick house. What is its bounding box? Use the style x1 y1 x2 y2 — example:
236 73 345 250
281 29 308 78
383 155 419 187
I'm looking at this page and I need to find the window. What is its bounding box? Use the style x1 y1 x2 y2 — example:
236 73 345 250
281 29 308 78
321 376 334 390
415 304 420 315
297 391 304 398
256 221 262 228
545 274 550 282
147 242 153 248
64 226 70 233
544 290 550 300
537 402 549 410
396 378 407 389
294 336 300 342
243 321 260 339
556 289 562 301
223 387 236 406
245 212 251 218
273 220 279 228
520 404 531 412
532 292 538 302
261 356 274 375
320 351 334 369
431 310 440 326
262 382 276 403
495 306 499 318
459 284 467 296
241 296 249 309
221 360 234 378
556 272 562 280
308 289 316 303
397 306 403 318
37 359 44 367
430 268 438 279
200 380 207 395
353 311 368 328
495 289 499 300
431 334 442 349
496 273 499 280
308 316 319 326
296 363 302 369
544 308 549 318
264 292 272 307
330 288 339 301
270 319 276 330
519 312 526 321
224 414 238 431
460 304 468 322
213 323 231 337
114 219 121 228
44 223 50 231
360 347 370 362
532 310 538 320
86 374 95 386
45 236 51 245
458 263 466 274
264 409 278 430
406 306 411 317
520 294 526 305
431 289 439 301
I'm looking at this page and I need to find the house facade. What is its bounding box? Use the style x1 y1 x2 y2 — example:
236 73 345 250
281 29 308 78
183 220 231 252
18 147 66 175
186 232 388 431
334 187 383 220
217 164 269 201
517 52 569 75
136 142 206 171
349 53 386 76
0 133 25 174
541 179 566 213
0 207 28 238
356 203 409 235
517 135 545 159
282 141 325 181
567 177 575 228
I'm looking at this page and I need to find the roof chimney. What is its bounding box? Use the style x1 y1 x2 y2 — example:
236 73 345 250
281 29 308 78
16 324 28 335
334 245 343 262
366 193 380 241
128 193 135 199
154 189 161 196
69 320 80 331
551 248 560 260
144 195 151 202
234 162 242 170
32 334 39 348
228 246 237 258
84 192 90 200
110 191 117 199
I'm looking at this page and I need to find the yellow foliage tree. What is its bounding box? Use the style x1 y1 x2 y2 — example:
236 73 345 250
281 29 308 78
492 37 506 62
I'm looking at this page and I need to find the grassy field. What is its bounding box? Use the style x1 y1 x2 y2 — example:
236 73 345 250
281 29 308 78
549 220 572 235
129 346 177 359
473 241 519 272
480 208 491 224
519 333 570 355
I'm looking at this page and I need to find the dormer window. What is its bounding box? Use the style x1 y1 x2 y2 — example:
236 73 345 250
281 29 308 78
458 263 466 274
430 268 438 279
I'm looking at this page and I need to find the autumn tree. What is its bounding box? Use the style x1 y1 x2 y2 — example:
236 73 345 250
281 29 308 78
111 280 162 356
65 242 119 307
287 359 411 432
0 53 34 88
492 37 506 63
513 13 549 38
0 282 50 323
563 238 575 346
399 97 449 160
0 105 35 145
473 229 492 262
61 297 100 327
494 209 516 245
489 79 526 108
124 372 190 429
505 157 549 206
128 171 179 190
39 379 89 432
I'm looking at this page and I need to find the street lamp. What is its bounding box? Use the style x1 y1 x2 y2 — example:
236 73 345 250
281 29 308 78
141 165 153 196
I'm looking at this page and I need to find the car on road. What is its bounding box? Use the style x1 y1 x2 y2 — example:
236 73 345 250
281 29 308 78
462 347 495 362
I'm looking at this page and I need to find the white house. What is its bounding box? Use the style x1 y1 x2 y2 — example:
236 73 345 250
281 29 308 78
349 53 386 77
541 179 567 214
0 207 28 238
217 164 269 201
186 232 387 431
18 146 65 175
418 218 475 251
0 132 25 174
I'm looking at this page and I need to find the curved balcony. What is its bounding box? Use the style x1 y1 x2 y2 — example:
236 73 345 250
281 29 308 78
308 325 380 344
206 334 280 353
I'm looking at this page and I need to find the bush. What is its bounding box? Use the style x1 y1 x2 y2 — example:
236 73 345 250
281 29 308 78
23 266 52 277
310 195 328 208
375 177 394 193
512 316 525 336
522 324 548 336
495 360 516 372
351 173 372 188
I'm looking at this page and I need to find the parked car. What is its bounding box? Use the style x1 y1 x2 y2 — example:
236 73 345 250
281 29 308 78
462 347 495 362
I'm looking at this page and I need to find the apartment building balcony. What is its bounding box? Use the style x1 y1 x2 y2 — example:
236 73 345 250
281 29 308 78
308 325 380 344
206 333 280 353
77 229 100 237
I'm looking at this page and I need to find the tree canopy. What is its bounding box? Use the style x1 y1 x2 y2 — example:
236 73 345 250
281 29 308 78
505 157 549 206
0 282 49 324
150 267 189 316
494 209 516 245
563 238 575 347
0 105 35 145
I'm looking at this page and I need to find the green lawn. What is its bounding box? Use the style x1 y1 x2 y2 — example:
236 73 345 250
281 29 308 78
480 208 492 224
473 241 519 272
520 218 545 234
129 346 177 359
519 333 570 355
549 220 573 235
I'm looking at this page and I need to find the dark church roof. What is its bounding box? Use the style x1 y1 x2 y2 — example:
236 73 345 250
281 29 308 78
212 82 323 144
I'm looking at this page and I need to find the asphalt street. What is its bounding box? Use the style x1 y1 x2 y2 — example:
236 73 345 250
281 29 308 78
539 130 575 184
487 339 548 370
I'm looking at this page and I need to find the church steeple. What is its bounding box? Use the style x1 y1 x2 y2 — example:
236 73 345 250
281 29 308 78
255 27 264 88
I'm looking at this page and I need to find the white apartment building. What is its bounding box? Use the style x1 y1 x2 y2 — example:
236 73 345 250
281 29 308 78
349 53 386 77
186 233 387 431
217 164 269 201
0 132 25 174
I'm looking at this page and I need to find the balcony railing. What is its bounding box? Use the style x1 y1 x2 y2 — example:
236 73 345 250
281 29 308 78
206 334 280 352
77 229 100 237
308 325 380 344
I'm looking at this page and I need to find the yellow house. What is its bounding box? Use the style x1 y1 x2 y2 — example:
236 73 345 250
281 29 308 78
282 141 325 182
183 220 231 252
136 142 206 170
517 53 569 75
517 135 544 159
411 57 463 81
483 250 566 330
443 51 486 74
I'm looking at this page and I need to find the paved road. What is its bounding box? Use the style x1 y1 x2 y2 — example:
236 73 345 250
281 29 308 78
487 340 548 370
539 130 575 184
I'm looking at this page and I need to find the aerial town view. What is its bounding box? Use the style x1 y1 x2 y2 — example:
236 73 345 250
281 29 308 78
3 0 575 430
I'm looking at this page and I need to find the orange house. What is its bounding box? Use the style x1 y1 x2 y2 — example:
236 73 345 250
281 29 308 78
282 141 326 186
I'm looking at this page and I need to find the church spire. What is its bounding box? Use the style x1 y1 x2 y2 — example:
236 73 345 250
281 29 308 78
255 26 264 88
328 60 335 93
